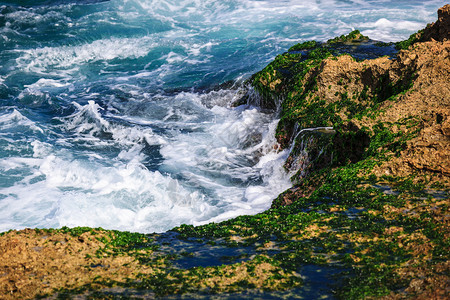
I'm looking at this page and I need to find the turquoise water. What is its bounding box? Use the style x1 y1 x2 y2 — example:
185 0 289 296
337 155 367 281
0 0 443 233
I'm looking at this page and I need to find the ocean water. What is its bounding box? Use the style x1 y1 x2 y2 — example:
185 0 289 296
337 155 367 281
0 0 443 233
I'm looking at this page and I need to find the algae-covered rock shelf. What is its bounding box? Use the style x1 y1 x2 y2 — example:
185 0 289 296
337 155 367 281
1 5 449 300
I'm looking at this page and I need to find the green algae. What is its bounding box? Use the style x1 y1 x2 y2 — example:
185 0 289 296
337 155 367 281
395 29 425 50
172 164 448 298
48 253 303 298
327 30 369 44
36 226 159 258
288 40 319 52
250 41 333 113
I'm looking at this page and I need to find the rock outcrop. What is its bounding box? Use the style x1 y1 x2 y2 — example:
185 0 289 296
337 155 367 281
421 4 450 42
252 5 450 187
0 228 155 299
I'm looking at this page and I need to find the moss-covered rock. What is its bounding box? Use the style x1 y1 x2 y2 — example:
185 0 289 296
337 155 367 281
327 30 369 44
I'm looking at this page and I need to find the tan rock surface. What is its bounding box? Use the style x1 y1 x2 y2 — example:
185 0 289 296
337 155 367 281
307 39 450 180
0 229 154 299
421 4 450 42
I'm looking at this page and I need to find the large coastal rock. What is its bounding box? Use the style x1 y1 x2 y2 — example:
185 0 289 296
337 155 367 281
421 4 450 42
252 5 450 189
314 40 450 178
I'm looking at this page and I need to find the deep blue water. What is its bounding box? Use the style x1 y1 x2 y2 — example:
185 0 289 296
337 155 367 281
0 0 443 233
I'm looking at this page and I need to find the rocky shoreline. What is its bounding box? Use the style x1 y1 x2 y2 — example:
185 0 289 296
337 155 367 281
1 5 449 299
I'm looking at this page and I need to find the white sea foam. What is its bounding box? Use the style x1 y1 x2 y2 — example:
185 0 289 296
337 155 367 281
0 152 211 232
159 92 292 226
0 89 292 233
0 109 44 134
4 9 68 27
358 18 425 42
59 100 166 150
24 78 69 89
15 36 156 76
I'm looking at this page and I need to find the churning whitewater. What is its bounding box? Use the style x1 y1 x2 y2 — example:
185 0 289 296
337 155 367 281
0 0 443 233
